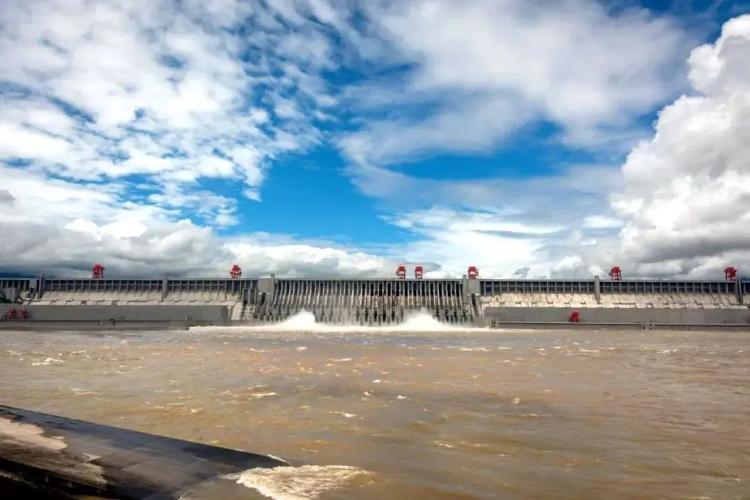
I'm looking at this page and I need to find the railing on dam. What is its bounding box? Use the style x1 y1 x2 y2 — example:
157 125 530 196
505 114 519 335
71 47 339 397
480 280 595 294
166 278 256 294
38 278 257 295
478 278 746 309
3 276 741 296
599 280 736 294
0 279 33 291
44 279 163 292
480 279 738 295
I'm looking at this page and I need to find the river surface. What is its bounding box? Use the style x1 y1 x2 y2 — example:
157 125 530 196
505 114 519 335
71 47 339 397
0 315 748 499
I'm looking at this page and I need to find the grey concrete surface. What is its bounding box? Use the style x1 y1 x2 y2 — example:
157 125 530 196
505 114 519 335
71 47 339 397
483 307 750 326
0 404 284 499
0 304 229 323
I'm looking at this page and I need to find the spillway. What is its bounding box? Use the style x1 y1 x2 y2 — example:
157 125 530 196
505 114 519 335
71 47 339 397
1 275 748 328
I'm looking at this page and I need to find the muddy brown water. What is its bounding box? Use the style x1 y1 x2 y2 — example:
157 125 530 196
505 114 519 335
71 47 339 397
0 319 748 499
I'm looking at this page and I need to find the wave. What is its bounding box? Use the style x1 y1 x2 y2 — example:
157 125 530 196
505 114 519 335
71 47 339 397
228 464 369 500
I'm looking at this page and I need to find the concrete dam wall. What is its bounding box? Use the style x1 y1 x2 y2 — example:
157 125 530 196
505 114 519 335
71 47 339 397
1 276 748 328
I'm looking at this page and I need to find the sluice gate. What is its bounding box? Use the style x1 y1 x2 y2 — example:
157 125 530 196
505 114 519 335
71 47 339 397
252 279 474 325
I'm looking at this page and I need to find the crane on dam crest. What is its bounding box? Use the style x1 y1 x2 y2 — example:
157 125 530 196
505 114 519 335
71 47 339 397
91 264 105 279
609 266 622 281
725 266 738 281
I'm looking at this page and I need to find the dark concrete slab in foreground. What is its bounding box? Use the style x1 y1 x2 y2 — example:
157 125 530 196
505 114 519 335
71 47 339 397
0 404 285 498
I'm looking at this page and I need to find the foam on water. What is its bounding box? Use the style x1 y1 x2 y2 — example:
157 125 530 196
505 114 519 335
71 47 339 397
229 465 369 500
193 309 486 333
31 357 64 366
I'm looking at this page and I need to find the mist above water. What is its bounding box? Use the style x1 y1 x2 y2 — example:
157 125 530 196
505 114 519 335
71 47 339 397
209 309 485 333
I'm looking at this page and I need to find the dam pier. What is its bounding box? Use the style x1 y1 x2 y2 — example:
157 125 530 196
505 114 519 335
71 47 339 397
1 274 749 328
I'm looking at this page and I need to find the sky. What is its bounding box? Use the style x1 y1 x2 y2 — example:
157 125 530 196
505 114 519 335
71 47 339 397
1 0 749 279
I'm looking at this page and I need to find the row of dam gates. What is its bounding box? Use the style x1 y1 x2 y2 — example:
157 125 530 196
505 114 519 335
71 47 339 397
1 275 749 327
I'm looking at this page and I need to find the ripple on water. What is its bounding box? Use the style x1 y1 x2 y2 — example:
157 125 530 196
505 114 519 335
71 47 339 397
31 357 64 366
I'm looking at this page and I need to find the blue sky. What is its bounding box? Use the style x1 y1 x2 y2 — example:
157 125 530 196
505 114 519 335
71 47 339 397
1 0 749 278
228 0 736 240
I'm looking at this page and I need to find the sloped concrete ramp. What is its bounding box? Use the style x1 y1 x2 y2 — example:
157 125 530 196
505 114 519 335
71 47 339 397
0 404 284 498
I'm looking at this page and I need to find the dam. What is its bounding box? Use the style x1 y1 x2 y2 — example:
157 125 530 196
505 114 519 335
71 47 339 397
1 274 749 328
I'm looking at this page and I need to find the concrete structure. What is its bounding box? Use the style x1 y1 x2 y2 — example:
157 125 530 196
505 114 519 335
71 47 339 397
1 275 748 328
0 404 284 498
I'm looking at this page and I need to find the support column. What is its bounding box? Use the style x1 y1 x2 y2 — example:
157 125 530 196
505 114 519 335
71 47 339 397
162 277 169 300
257 274 276 306
463 276 480 302
736 277 744 305
594 275 601 303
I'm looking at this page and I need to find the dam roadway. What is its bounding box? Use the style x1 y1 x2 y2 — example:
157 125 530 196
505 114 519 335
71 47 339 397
1 275 748 328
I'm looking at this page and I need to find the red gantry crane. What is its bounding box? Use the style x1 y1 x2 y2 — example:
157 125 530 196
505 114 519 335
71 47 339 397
609 266 622 281
92 264 105 279
396 265 406 279
230 264 242 279
415 265 424 279
467 266 479 279
724 266 738 281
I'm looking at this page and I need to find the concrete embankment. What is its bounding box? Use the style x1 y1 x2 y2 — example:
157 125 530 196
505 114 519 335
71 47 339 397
1 276 748 329
0 404 285 498
0 304 228 324
483 307 750 329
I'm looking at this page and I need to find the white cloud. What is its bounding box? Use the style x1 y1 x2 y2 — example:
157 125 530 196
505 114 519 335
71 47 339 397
1 1 747 281
0 166 393 278
583 215 623 229
608 14 750 277
340 97 533 166
0 0 330 215
344 7 750 279
381 208 565 278
338 0 690 170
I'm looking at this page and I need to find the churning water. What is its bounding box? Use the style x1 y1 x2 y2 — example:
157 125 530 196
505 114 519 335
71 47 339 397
195 310 477 334
0 321 748 498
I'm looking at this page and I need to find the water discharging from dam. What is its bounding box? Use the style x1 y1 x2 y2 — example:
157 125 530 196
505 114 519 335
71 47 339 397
192 309 486 334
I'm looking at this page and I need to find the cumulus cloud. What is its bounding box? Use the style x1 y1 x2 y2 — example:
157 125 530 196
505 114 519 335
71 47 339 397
340 8 750 281
608 14 750 277
341 162 625 278
382 207 576 278
0 166 393 278
1 1 747 280
379 202 618 279
339 0 690 169
0 0 331 215
390 10 750 281
0 0 391 278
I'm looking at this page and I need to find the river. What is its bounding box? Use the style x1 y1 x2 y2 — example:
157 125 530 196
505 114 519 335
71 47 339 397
0 313 748 499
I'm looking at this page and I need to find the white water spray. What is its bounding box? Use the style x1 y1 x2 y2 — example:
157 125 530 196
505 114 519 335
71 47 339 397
191 309 486 333
228 464 370 500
